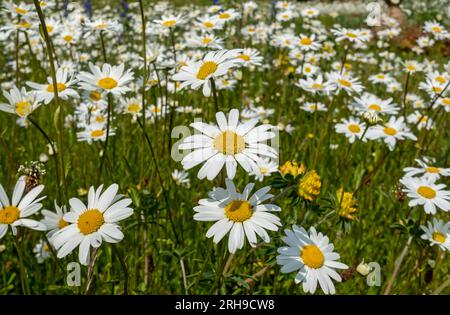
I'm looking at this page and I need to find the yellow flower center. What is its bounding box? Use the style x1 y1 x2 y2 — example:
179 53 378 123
77 209 104 235
432 86 443 93
282 14 289 19
98 77 118 90
442 98 450 105
58 218 69 229
196 61 218 80
46 25 54 33
202 37 212 44
383 127 397 136
17 21 31 29
91 129 105 138
128 103 141 113
46 83 66 93
213 131 245 155
348 124 361 133
15 101 31 117
312 83 323 89
432 232 446 243
238 54 250 61
417 186 436 199
162 20 176 27
0 206 20 224
95 116 105 123
301 244 324 269
219 12 230 19
15 7 28 15
346 32 357 38
203 21 214 28
377 74 385 79
63 35 73 42
307 10 315 15
431 26 442 33
224 200 253 222
89 91 101 101
406 65 416 71
300 37 312 45
368 104 381 111
95 23 108 30
338 79 352 87
435 76 446 84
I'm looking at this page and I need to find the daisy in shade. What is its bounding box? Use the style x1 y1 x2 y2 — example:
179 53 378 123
400 177 450 214
179 108 277 180
277 225 348 295
41 202 69 238
27 68 78 104
0 85 40 118
78 63 134 96
420 218 450 251
366 116 416 151
0 176 47 239
352 92 399 115
335 117 367 143
154 14 185 28
327 71 363 95
403 158 450 182
193 179 281 253
52 184 134 265
232 48 263 67
172 49 238 97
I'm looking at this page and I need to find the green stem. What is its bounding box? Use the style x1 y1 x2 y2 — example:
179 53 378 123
13 235 30 295
112 245 128 295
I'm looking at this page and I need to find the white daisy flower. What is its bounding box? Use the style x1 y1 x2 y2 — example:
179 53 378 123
172 49 238 97
250 158 279 181
78 63 134 96
232 48 263 67
300 102 327 113
277 225 348 295
172 169 190 187
400 177 450 214
179 108 278 180
420 218 450 251
41 202 69 238
403 158 450 183
297 74 332 95
52 184 134 265
366 116 416 151
27 68 79 104
0 85 41 118
327 72 363 95
154 14 185 28
352 92 399 115
335 117 367 143
77 122 114 144
406 111 433 130
33 239 52 264
0 176 47 239
193 179 281 253
297 34 321 51
331 27 366 43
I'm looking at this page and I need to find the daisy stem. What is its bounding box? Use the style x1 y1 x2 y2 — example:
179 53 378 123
169 28 177 63
33 0 68 204
15 30 20 85
13 234 30 295
99 31 108 63
84 248 99 295
136 118 180 245
27 117 61 202
383 235 413 295
211 246 229 294
99 93 113 178
401 72 410 120
211 78 219 113
193 239 213 293
339 45 349 75
112 245 128 295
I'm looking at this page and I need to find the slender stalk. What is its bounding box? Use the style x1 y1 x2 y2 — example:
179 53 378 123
180 258 188 295
211 78 219 113
33 0 68 203
112 245 129 295
193 239 213 293
210 246 229 294
15 30 20 85
383 235 413 295
99 93 113 177
84 248 99 295
13 235 30 295
402 72 410 119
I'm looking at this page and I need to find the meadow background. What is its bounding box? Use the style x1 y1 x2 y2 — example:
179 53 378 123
0 0 449 295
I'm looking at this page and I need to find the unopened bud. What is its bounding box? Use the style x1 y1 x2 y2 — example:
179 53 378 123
357 259 371 276
363 111 382 125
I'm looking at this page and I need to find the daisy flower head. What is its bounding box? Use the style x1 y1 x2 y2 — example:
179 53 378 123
196 15 223 31
331 27 366 43
406 111 433 131
172 169 190 187
277 225 348 295
276 10 296 23
301 7 320 18
297 34 321 51
232 48 263 67
27 68 79 104
327 71 363 95
52 184 134 265
188 33 224 50
120 97 143 119
0 85 40 118
216 9 240 23
424 20 449 40
172 49 238 97
300 102 327 113
193 179 281 253
154 14 185 28
77 122 114 144
250 158 279 182
3 1 34 18
33 239 52 264
420 218 450 251
85 18 120 36
78 63 134 96
403 158 450 182
0 176 47 239
179 108 278 181
335 117 367 143
366 116 416 151
352 92 399 115
400 177 450 214
41 202 69 238
297 74 332 95
403 60 423 74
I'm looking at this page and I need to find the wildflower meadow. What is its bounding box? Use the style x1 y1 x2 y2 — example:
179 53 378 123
0 0 449 297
